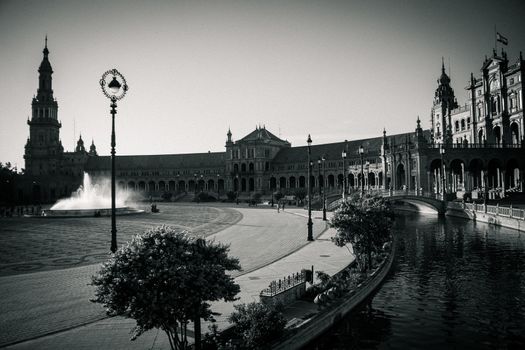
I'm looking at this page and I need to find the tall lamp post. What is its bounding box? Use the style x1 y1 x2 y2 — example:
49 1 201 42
193 173 197 194
216 173 220 199
366 160 370 191
317 158 322 198
342 147 347 201
307 135 314 241
321 156 327 221
100 69 128 253
440 144 446 200
359 145 365 195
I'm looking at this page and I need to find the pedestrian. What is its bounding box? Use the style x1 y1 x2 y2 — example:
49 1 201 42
282 202 285 211
277 201 280 213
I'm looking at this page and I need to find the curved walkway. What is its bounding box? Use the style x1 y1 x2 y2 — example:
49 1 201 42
1 206 346 349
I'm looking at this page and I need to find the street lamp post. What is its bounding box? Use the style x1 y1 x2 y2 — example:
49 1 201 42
317 158 322 198
359 145 364 195
194 173 197 194
366 160 370 191
322 156 327 221
440 144 446 200
217 173 220 199
100 69 128 253
307 135 314 241
342 148 347 201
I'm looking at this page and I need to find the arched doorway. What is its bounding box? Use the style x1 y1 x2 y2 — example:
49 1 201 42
241 178 247 192
449 159 465 193
348 173 355 189
505 158 520 191
368 172 375 189
148 181 156 193
128 181 135 190
396 164 406 190
468 159 483 191
327 174 334 188
279 177 286 189
299 176 306 188
511 122 520 145
289 176 296 189
178 180 186 192
269 177 277 191
493 126 502 146
233 178 239 192
249 178 255 191
487 159 503 191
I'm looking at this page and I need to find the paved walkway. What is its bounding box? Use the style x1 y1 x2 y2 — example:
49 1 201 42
1 207 351 349
0 205 242 276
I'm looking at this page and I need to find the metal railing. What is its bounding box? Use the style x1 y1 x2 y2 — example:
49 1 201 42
260 272 306 297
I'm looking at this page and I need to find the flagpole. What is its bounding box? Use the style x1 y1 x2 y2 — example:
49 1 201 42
494 25 497 52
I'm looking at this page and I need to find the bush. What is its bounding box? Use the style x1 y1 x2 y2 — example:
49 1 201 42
90 226 240 350
226 191 237 202
228 301 286 349
194 191 216 202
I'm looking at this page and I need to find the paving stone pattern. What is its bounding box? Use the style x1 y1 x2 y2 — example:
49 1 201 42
0 205 324 347
0 204 241 276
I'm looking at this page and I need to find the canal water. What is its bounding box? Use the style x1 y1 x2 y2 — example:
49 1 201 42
307 213 525 349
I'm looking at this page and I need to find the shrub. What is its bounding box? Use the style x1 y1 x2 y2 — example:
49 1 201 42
228 301 286 349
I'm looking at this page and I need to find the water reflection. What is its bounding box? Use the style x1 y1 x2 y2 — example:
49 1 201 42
307 214 525 349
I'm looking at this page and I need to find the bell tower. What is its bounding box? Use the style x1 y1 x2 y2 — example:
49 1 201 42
431 58 458 144
24 37 63 176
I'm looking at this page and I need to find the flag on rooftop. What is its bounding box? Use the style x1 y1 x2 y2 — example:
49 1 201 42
496 32 508 45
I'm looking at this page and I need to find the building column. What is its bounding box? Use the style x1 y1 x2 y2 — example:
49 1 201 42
501 170 506 198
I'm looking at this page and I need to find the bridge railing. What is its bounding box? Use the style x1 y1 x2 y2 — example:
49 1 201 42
325 189 525 222
453 202 525 221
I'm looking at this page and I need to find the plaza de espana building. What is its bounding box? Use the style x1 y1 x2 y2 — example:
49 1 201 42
19 42 525 204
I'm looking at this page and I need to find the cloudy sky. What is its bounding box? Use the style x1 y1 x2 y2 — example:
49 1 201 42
1 0 524 169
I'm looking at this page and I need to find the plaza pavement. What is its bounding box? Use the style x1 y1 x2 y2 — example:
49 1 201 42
1 206 353 349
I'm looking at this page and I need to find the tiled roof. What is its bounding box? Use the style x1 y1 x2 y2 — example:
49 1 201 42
85 152 226 171
238 127 288 144
272 130 430 164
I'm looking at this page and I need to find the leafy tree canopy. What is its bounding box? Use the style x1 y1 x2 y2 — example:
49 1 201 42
228 301 286 349
330 193 393 269
91 226 241 350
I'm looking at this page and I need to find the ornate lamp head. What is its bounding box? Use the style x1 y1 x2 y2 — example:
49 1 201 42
100 69 128 101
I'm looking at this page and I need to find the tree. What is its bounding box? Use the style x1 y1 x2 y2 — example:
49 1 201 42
330 193 393 270
228 301 286 349
0 162 19 205
91 226 241 350
294 189 306 205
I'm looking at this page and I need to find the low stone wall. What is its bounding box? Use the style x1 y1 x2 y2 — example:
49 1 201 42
260 282 306 306
273 241 396 350
446 202 524 232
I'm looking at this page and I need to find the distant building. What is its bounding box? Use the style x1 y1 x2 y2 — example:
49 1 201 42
19 39 97 203
18 42 525 204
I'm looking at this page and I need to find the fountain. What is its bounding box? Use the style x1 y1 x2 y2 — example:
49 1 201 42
41 173 144 217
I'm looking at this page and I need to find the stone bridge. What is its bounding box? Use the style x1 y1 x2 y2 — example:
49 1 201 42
326 190 446 214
